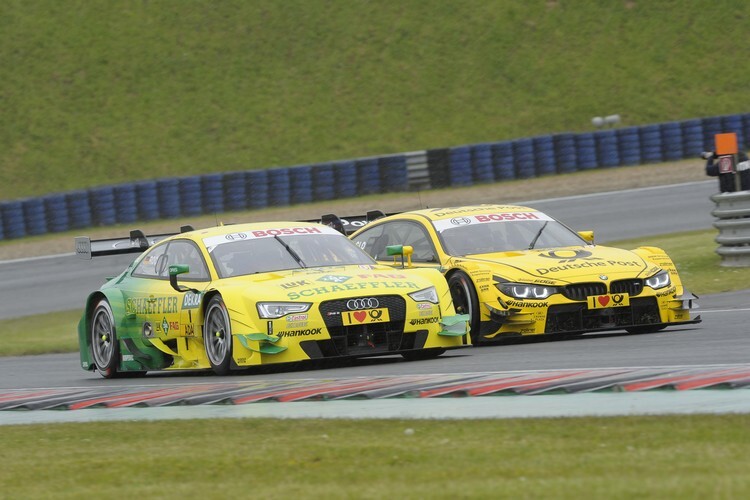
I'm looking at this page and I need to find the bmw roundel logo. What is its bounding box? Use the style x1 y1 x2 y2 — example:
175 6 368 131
599 275 608 281
347 298 379 310
450 217 471 225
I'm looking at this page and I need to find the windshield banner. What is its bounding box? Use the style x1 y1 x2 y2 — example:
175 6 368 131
432 212 553 232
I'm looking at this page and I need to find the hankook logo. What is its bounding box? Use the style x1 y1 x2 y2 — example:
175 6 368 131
450 217 471 225
539 249 601 263
346 298 379 310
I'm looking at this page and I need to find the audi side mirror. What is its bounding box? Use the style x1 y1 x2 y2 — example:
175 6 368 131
386 245 413 268
168 264 190 293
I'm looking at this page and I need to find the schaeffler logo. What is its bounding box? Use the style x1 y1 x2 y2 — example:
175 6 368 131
538 249 601 263
450 217 471 225
346 298 379 310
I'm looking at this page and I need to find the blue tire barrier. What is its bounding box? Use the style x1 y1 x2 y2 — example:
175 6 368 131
113 184 138 223
491 141 516 180
356 159 382 195
2 200 26 239
701 116 723 152
156 178 181 219
134 181 159 221
660 122 684 161
90 186 117 226
178 177 203 216
553 134 577 173
246 170 270 209
680 119 704 158
616 127 642 166
201 174 225 214
43 194 70 233
379 155 408 192
223 172 247 211
594 130 620 168
66 190 92 229
639 124 664 163
334 161 358 198
449 146 473 186
532 136 556 175
22 198 48 236
512 139 536 178
471 144 495 183
721 114 745 150
290 166 314 204
267 168 291 206
575 133 598 170
312 164 336 201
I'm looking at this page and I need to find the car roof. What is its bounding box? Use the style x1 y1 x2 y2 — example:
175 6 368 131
400 204 540 221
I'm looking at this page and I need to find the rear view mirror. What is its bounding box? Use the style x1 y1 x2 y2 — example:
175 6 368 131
578 231 595 244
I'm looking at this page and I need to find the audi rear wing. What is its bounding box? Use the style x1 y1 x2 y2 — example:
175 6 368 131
74 226 194 260
309 210 395 235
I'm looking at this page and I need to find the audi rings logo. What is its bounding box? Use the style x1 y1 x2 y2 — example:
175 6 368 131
346 298 379 310
225 232 248 241
450 217 471 225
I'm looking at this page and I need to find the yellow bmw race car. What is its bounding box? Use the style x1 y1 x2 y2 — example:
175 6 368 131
75 222 469 378
344 205 701 344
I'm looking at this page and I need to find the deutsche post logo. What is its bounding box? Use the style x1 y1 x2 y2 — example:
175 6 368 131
539 249 601 263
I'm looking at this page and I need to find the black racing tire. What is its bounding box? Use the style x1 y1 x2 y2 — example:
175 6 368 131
401 348 446 361
626 325 667 334
203 295 233 375
90 299 120 379
448 271 481 344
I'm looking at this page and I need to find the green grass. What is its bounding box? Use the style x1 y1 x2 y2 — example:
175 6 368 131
1 416 748 498
2 228 745 357
1 309 81 356
3 0 750 199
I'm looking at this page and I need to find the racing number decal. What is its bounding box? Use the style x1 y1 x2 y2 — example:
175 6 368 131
342 308 390 326
587 293 630 309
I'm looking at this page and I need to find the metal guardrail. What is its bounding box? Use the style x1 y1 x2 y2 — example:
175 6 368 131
711 191 750 267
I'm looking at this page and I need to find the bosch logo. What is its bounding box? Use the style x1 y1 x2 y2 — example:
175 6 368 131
450 217 471 225
225 233 248 241
346 298 379 310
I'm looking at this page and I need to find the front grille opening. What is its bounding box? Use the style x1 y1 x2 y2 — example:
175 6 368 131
562 283 607 301
318 295 407 356
545 297 661 333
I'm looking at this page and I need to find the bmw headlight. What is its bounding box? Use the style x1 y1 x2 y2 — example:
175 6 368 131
257 302 312 319
408 286 439 304
497 282 557 300
644 270 671 290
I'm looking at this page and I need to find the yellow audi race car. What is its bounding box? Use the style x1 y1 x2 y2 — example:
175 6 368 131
345 205 701 344
75 222 469 378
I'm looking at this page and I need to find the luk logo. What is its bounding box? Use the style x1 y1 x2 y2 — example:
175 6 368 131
539 249 601 263
317 275 351 283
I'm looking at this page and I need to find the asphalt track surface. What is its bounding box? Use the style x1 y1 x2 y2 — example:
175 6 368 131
1 179 749 422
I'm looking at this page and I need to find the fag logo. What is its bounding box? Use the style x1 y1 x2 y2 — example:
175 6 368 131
538 249 601 263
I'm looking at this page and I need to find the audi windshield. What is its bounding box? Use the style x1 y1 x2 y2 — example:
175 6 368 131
209 234 375 278
438 218 587 256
